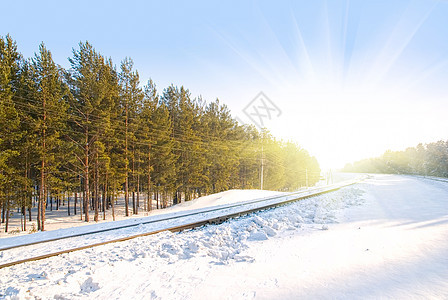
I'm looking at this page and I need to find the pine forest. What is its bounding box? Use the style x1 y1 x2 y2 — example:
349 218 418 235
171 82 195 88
0 35 321 232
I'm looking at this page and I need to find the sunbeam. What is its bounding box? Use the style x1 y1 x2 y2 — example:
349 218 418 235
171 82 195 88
201 1 448 169
290 10 316 82
367 1 438 88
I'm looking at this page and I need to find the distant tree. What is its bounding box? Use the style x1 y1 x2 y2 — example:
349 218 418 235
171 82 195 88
342 140 448 178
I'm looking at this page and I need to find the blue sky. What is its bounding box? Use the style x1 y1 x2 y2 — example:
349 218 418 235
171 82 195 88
2 0 448 169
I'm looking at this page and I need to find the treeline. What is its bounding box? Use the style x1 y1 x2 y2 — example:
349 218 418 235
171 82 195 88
342 140 448 177
0 35 320 232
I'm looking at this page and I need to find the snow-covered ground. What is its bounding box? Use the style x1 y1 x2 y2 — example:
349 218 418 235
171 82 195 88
1 174 447 299
0 189 286 250
0 181 358 264
0 190 287 239
0 172 362 239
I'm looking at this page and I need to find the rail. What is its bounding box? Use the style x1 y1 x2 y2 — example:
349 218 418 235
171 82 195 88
0 177 364 269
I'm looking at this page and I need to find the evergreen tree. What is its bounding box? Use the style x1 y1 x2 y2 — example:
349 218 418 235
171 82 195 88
68 41 117 222
261 131 286 191
203 99 239 193
119 57 143 215
28 43 69 230
150 101 177 208
0 34 23 232
139 79 158 211
15 59 38 230
165 86 208 202
342 140 448 178
236 125 261 189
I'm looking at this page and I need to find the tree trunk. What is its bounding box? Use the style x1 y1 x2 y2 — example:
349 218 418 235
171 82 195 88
84 125 90 222
132 148 136 215
37 192 41 230
136 173 139 215
132 192 135 215
112 182 116 221
81 188 84 220
23 154 29 231
103 171 107 220
5 196 10 233
105 170 109 211
125 103 129 217
91 191 94 212
94 152 99 222
39 161 44 231
22 205 26 231
39 93 46 231
1 200 5 223
42 191 47 231
147 147 151 211
74 192 77 215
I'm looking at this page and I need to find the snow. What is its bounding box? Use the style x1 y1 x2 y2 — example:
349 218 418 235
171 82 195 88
1 174 447 299
0 189 281 240
0 189 285 250
152 189 286 214
0 172 361 239
0 182 356 264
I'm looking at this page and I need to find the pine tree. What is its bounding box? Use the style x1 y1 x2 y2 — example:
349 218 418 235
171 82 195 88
68 41 117 222
119 57 143 215
262 131 286 191
203 99 239 193
0 34 23 232
150 101 177 208
15 59 38 231
236 124 261 189
139 79 158 211
163 86 208 202
28 43 69 230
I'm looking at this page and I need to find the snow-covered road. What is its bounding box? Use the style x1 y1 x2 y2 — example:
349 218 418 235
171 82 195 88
1 174 447 299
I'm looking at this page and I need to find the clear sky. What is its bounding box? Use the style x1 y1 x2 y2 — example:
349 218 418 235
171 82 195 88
2 0 448 170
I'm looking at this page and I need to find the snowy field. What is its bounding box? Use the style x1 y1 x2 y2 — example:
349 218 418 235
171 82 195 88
1 174 447 299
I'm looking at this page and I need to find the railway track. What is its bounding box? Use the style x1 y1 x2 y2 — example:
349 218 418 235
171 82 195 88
0 180 356 252
0 178 364 269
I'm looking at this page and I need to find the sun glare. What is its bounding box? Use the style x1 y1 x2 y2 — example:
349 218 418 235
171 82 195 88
221 1 447 171
270 82 426 170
